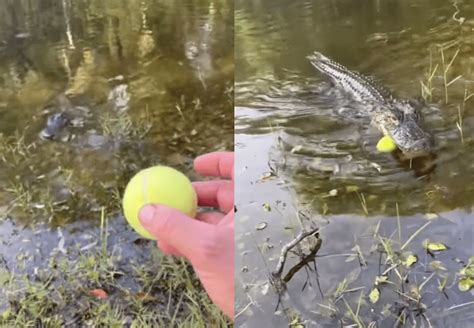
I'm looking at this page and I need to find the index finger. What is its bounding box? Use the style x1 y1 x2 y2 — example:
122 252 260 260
194 151 234 180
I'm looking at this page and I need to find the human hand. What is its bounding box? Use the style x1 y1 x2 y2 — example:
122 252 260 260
138 151 234 319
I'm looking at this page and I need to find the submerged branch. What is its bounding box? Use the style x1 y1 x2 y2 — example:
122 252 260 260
271 227 320 289
283 237 322 284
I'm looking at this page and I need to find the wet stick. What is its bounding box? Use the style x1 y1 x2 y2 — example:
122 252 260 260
271 227 319 280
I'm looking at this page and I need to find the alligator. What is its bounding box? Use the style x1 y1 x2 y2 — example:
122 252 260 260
40 112 72 140
307 52 434 156
39 94 89 142
40 83 131 142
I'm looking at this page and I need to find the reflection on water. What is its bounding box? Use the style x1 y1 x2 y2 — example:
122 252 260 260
0 1 232 323
236 0 474 326
238 76 473 216
0 0 233 225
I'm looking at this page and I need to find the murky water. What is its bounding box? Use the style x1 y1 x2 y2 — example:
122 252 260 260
0 0 233 310
236 1 474 326
0 0 233 225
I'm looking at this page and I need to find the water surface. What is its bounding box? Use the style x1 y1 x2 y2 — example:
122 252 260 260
0 0 233 225
0 1 233 322
235 1 474 326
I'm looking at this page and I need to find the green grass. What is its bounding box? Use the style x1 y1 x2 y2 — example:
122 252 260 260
0 130 36 168
419 22 474 146
100 111 152 140
270 207 472 327
0 211 230 327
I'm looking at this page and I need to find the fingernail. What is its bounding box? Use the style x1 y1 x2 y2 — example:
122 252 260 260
139 205 156 226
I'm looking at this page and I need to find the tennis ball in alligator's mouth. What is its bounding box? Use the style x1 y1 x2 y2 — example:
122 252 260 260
122 166 197 239
376 135 397 152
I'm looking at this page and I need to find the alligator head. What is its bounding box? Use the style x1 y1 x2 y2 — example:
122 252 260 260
40 112 71 140
368 100 434 156
390 119 434 156
389 100 434 156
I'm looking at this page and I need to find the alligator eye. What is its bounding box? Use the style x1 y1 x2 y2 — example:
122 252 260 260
389 115 400 127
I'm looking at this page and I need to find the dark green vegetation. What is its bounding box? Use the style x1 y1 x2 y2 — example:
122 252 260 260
235 0 474 327
0 0 233 326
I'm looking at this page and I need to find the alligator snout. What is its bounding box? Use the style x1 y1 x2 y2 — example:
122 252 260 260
391 120 434 156
40 112 70 140
399 136 434 156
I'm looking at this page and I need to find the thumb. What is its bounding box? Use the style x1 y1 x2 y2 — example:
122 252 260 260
139 204 212 260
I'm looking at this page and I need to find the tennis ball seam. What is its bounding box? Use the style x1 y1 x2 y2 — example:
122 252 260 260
122 165 197 240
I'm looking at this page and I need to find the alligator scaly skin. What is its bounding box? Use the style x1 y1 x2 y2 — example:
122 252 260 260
307 52 394 103
307 51 433 155
307 52 422 120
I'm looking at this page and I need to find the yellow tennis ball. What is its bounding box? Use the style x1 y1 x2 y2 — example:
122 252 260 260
376 135 397 152
122 166 197 239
